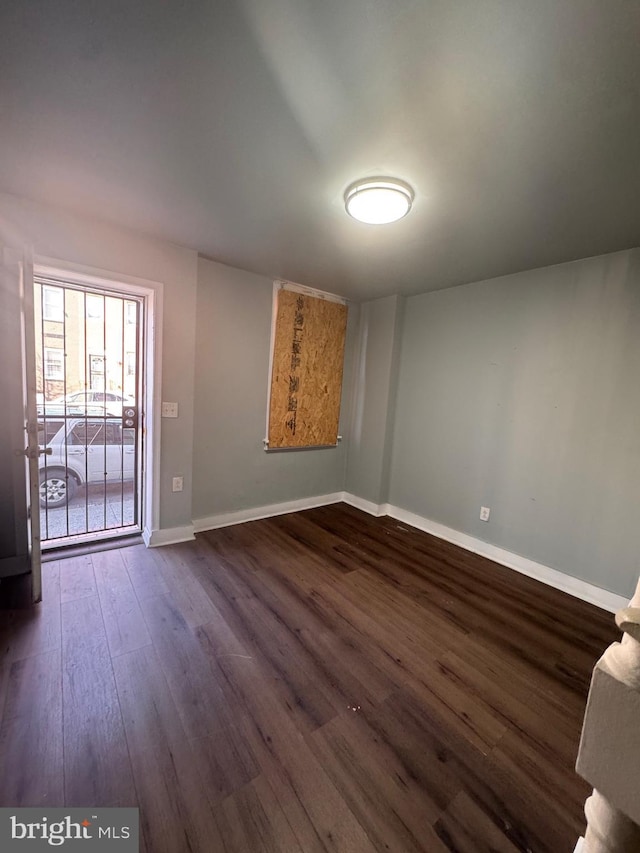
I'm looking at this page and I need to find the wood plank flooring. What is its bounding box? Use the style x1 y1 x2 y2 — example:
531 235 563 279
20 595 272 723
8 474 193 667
0 504 619 852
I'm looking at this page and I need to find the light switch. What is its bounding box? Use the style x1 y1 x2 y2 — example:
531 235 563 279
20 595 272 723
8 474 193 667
162 402 178 418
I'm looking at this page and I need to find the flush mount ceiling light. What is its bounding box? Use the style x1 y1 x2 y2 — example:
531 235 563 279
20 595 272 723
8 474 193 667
344 177 414 224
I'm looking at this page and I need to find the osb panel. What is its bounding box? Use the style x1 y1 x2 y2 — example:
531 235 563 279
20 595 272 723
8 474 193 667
268 290 348 448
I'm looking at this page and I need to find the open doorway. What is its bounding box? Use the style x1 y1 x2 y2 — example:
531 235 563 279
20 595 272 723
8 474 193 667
34 275 144 547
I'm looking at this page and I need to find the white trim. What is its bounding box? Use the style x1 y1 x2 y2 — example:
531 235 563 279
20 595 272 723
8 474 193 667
341 493 628 614
36 257 164 295
34 256 163 547
274 278 348 305
143 524 195 548
193 492 343 533
341 492 387 517
574 839 584 853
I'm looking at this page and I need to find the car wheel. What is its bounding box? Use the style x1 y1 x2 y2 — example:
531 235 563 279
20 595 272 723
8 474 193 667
39 468 77 508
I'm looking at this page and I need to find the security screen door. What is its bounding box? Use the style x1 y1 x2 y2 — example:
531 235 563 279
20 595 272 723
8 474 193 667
35 276 143 546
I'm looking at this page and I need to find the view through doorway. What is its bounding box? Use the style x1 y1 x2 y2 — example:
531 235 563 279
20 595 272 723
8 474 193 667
35 275 144 547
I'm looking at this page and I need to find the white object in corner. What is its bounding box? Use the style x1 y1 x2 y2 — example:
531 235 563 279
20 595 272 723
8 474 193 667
340 492 387 517
341 493 628 614
574 839 584 853
143 524 195 547
193 492 344 533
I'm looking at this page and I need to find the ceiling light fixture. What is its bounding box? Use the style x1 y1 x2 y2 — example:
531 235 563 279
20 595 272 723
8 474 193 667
344 177 414 224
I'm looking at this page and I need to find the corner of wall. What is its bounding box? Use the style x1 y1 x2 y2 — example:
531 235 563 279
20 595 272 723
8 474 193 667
343 294 405 505
379 294 405 504
144 524 195 548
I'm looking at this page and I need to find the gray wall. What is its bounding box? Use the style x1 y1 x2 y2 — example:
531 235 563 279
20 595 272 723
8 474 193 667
192 258 355 520
388 249 640 597
345 294 404 505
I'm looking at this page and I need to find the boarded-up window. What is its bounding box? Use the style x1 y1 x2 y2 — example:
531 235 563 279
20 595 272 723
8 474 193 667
267 284 348 449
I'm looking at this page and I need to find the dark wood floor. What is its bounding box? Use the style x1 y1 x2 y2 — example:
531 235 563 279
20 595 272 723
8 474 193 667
0 503 619 852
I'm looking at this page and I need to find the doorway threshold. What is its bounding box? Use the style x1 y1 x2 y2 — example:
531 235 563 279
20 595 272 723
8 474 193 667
42 529 142 561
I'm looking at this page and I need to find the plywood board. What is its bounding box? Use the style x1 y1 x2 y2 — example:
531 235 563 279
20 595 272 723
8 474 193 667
268 289 347 448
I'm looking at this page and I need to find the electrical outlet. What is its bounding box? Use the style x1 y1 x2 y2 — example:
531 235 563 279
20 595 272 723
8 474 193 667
480 506 491 522
162 402 179 418
172 476 184 493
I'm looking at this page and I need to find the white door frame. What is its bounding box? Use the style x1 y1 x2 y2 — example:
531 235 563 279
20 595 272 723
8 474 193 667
34 257 163 543
1 246 42 600
21 253 43 600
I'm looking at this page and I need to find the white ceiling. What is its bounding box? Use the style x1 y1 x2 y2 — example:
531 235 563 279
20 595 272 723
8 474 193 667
1 0 639 301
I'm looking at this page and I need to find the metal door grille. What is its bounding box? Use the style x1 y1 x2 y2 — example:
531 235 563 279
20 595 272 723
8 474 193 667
35 276 143 545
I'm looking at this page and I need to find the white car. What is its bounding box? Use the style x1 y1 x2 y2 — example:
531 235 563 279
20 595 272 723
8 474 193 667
38 417 136 507
37 390 135 418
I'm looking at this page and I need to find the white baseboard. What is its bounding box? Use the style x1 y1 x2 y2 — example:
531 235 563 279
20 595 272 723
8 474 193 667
341 492 387 516
143 524 196 548
341 493 628 614
193 492 344 533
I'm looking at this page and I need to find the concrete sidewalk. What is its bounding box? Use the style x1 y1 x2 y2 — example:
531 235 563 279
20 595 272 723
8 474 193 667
40 481 137 542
